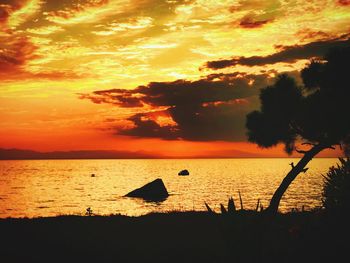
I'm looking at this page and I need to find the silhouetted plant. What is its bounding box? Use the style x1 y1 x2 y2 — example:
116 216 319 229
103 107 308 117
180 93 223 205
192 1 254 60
204 202 215 214
85 207 93 216
246 47 350 214
204 195 263 214
205 197 236 215
322 158 350 213
227 196 236 212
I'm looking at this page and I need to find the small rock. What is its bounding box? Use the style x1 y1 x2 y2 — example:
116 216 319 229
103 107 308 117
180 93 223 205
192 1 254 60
178 169 189 176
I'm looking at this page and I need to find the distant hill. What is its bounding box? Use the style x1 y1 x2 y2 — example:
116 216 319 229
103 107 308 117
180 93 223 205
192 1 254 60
0 148 262 160
0 148 340 160
0 149 158 160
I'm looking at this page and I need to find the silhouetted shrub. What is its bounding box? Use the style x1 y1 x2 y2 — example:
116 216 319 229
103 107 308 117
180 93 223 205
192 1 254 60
322 158 350 213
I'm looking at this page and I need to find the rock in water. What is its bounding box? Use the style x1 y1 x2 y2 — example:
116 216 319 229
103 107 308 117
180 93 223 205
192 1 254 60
178 169 189 176
125 178 169 202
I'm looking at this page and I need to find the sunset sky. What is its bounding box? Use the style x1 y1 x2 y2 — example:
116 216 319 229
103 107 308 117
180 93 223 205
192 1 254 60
1 0 349 157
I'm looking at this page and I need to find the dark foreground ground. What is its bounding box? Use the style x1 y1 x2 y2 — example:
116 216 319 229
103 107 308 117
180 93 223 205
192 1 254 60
0 211 349 263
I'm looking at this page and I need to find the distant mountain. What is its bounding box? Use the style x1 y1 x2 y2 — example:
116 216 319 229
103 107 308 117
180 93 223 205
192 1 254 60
0 147 340 160
0 148 263 160
0 149 159 160
196 149 263 158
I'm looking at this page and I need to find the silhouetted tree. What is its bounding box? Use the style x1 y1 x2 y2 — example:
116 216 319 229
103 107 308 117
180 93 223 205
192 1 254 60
246 47 350 214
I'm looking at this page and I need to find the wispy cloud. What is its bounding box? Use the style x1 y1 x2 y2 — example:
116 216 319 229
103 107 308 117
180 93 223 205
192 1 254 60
7 0 44 28
205 35 350 69
26 25 64 35
44 0 148 25
91 17 153 36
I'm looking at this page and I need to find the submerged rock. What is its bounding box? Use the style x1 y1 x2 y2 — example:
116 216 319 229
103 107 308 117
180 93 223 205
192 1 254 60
125 178 169 202
178 169 189 176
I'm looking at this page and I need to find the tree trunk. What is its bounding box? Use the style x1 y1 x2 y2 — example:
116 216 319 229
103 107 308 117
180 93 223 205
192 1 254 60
266 143 327 214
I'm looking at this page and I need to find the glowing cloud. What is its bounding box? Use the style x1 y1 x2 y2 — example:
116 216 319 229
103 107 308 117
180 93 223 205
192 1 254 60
0 0 349 156
8 0 44 28
45 0 130 25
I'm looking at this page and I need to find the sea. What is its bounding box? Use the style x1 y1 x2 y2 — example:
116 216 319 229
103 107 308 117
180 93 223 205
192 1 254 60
0 158 339 218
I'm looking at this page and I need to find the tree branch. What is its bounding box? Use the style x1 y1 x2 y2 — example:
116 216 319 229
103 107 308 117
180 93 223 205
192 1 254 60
302 167 309 173
295 148 308 154
296 142 335 154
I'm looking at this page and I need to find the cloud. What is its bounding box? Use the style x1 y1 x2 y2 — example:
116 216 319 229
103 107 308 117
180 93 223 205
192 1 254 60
0 1 89 81
0 4 11 25
44 0 162 26
80 72 276 141
229 0 281 12
91 16 153 36
0 32 84 80
0 34 37 73
26 25 64 35
78 92 144 107
295 29 333 42
120 112 180 140
205 36 350 69
5 0 44 28
44 0 112 25
239 13 272 28
338 0 350 6
0 1 27 26
81 73 265 107
119 99 257 141
230 0 281 28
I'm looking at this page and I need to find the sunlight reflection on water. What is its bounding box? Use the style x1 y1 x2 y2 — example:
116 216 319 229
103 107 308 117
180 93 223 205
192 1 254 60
0 158 339 218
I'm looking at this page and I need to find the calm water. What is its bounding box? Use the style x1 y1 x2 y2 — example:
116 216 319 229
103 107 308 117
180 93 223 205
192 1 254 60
0 158 339 218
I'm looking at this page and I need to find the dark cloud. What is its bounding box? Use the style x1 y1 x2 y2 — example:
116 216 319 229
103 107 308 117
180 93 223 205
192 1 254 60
120 113 180 140
0 5 10 24
230 0 280 29
81 73 270 108
78 92 143 107
173 99 258 141
0 34 82 80
0 1 84 80
238 12 274 28
295 29 333 42
81 72 277 141
338 0 350 6
205 36 350 69
0 35 37 73
0 33 83 80
119 99 258 141
0 0 28 25
239 16 271 28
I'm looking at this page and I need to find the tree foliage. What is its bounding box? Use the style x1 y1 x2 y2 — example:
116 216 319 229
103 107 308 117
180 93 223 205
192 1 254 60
246 47 350 213
246 47 350 154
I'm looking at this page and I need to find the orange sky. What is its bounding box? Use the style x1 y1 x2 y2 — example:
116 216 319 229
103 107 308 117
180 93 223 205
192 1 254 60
0 0 349 157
